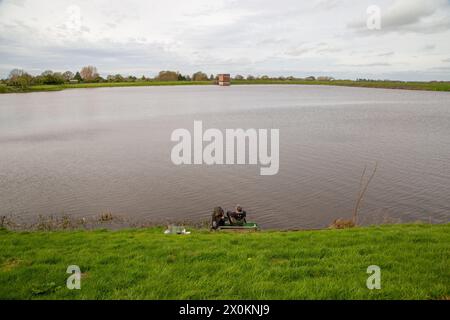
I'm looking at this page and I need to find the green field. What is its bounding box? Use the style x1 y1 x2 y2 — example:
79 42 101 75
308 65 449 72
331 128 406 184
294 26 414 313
1 79 450 94
0 223 448 299
0 81 213 93
233 79 450 91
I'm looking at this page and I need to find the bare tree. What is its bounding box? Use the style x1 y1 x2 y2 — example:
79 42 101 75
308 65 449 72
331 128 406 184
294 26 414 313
155 70 179 81
352 162 378 225
8 69 32 88
62 71 74 82
192 71 208 81
80 66 99 82
330 162 378 229
8 69 26 80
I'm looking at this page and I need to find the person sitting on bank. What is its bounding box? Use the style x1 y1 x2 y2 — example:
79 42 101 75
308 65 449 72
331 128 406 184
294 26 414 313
211 206 226 230
227 205 247 226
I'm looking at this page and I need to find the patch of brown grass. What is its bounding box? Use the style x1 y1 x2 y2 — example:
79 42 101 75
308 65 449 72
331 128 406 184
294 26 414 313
329 218 356 229
1 258 22 272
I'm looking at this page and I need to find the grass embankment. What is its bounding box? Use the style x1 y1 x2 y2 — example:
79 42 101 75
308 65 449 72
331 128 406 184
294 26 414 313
0 81 212 93
0 223 448 299
1 79 450 94
233 79 450 91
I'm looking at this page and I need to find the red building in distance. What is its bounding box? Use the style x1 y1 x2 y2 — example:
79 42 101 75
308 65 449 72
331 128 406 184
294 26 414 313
217 74 231 86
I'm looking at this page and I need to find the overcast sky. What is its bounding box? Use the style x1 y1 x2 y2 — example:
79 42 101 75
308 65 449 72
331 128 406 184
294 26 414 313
1 0 450 80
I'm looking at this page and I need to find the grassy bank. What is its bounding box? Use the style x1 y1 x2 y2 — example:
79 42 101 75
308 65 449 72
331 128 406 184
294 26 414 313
233 79 450 91
0 81 213 93
1 79 450 94
0 223 448 299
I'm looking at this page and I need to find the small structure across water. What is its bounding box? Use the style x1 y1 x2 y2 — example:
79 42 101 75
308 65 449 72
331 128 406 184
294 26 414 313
217 74 230 86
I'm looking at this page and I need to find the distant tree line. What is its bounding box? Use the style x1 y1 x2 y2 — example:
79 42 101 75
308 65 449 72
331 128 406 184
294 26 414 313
1 65 334 89
3 66 99 88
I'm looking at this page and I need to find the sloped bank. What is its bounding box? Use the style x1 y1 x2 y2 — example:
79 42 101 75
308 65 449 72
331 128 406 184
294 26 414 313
0 223 448 299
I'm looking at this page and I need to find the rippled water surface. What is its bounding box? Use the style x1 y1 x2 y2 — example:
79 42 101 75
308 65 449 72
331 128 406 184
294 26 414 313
0 85 449 228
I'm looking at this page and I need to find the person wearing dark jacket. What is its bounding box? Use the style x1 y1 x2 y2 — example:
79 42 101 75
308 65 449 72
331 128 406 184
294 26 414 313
227 205 247 226
211 206 226 230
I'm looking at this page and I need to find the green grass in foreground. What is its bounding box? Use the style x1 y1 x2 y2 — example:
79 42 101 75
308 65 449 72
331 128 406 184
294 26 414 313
1 79 450 94
0 223 448 299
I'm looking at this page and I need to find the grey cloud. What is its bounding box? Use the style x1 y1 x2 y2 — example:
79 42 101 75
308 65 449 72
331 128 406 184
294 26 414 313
377 51 395 57
348 0 450 34
382 1 436 28
0 37 187 77
422 44 436 51
338 62 392 67
1 0 26 7
428 66 450 72
313 0 341 10
285 42 340 57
